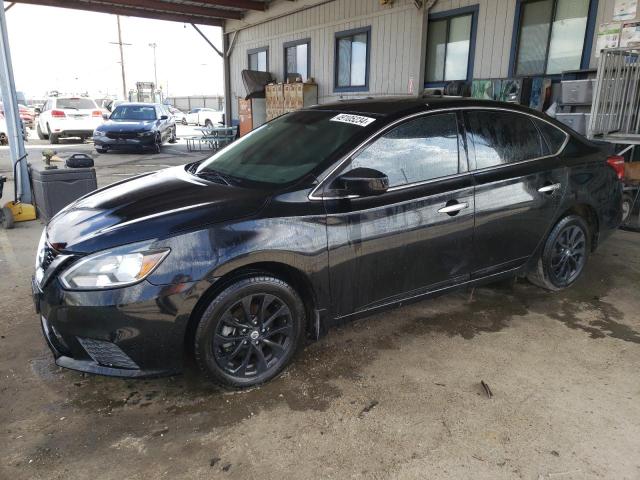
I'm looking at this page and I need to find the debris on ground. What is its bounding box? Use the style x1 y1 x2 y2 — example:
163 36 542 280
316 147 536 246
358 400 379 418
222 463 232 472
480 380 493 399
209 457 220 467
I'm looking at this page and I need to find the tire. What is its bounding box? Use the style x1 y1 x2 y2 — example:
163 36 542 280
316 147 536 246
152 134 161 153
527 215 590 291
168 127 177 143
181 118 187 125
36 123 48 140
194 276 305 388
96 148 107 154
49 134 59 145
621 193 633 225
1 207 14 229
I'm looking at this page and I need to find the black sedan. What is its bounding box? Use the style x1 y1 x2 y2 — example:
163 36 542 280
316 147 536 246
93 103 176 153
34 97 623 388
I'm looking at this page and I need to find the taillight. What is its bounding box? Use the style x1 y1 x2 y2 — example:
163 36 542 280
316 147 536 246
51 110 66 118
607 155 625 180
92 110 102 117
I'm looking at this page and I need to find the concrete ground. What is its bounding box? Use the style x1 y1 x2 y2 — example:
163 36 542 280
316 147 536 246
1 129 639 480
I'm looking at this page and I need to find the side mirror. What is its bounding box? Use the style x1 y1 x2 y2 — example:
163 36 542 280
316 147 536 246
160 115 168 120
336 167 389 196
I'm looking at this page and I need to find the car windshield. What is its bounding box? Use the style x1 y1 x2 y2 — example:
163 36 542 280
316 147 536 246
110 105 157 121
57 98 96 110
196 110 372 185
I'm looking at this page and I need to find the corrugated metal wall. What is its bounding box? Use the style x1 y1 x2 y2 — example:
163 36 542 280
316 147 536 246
226 0 632 122
227 0 425 121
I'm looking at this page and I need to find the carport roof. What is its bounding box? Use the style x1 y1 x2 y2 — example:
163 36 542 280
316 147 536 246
9 0 268 26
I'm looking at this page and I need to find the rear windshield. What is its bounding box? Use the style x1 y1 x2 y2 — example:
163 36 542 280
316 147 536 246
56 98 96 110
110 105 157 121
196 110 373 185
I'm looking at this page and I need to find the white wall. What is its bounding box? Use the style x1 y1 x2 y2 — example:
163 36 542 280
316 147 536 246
225 0 632 122
226 0 426 121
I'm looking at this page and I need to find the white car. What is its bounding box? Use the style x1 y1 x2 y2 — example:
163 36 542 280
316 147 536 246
168 107 187 125
184 107 224 127
37 97 104 144
0 115 8 145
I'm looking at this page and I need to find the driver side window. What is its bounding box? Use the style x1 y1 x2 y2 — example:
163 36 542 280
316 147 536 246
347 113 461 188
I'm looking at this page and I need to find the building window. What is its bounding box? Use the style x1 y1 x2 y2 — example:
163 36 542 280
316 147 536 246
335 27 371 92
513 0 591 76
425 6 478 84
284 39 310 82
248 47 268 72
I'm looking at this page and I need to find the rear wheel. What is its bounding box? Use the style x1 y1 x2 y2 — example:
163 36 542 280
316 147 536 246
194 276 305 388
168 127 177 143
36 123 48 140
49 134 59 145
527 215 590 291
96 147 107 154
622 193 633 224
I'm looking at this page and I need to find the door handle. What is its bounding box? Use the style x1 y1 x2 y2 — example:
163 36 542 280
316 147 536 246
438 202 469 215
538 183 561 194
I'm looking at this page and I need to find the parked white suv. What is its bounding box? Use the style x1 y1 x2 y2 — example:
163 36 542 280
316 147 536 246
37 97 104 144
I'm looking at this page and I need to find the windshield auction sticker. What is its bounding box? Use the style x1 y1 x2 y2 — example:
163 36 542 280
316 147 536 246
330 114 376 127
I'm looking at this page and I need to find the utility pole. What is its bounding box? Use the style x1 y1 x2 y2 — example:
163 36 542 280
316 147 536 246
110 15 130 100
0 0 31 204
148 42 158 90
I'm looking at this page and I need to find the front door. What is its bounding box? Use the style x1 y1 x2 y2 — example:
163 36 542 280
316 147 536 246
322 112 475 317
463 109 568 277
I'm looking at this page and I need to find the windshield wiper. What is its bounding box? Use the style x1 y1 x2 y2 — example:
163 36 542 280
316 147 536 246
195 169 232 186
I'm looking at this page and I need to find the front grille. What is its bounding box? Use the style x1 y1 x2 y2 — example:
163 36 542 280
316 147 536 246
77 337 139 370
41 244 59 272
106 132 137 139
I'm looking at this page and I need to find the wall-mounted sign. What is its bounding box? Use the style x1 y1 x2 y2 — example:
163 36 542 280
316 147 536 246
613 0 638 22
596 22 622 56
621 21 640 47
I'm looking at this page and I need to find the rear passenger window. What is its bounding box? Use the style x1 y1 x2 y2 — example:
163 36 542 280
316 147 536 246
349 113 460 187
535 119 567 154
465 111 545 169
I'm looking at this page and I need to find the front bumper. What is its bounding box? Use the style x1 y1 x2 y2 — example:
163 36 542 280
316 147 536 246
33 274 198 378
94 134 156 150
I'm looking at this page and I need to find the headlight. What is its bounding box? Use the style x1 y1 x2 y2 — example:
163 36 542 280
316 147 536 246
35 228 47 284
138 130 155 137
59 244 170 290
93 129 105 137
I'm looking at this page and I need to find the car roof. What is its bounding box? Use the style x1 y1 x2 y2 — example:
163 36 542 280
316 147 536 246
113 103 160 107
309 95 547 119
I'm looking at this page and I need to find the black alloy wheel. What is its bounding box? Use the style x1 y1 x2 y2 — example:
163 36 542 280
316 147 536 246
527 215 590 291
195 276 304 388
548 224 586 286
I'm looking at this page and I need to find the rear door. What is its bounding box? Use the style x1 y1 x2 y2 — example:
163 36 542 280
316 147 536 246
323 112 475 316
463 109 568 277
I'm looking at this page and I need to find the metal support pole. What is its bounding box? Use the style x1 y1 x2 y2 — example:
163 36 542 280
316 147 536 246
0 0 31 204
223 31 232 127
116 15 127 100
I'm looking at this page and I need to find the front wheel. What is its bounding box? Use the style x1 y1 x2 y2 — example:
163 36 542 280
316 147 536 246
194 276 305 388
527 215 590 291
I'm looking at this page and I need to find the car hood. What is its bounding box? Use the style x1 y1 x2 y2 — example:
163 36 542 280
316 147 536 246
47 166 269 253
99 119 156 132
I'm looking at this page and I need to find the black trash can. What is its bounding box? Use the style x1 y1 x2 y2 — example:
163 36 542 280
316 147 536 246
31 164 97 223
